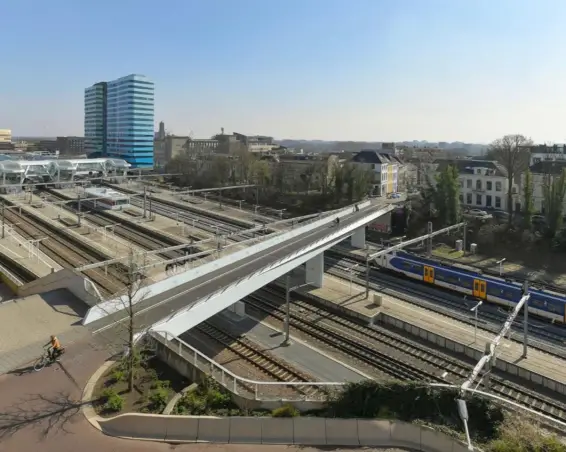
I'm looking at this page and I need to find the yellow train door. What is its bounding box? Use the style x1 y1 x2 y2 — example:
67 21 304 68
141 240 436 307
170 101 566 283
424 265 435 283
473 279 487 299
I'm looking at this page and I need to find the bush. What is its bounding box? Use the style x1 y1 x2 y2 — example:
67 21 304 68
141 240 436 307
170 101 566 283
101 389 124 412
326 380 503 441
149 387 169 412
110 369 126 384
486 416 566 452
272 404 299 418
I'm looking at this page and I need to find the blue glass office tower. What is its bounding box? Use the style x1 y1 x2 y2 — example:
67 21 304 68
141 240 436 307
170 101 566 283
84 82 107 157
84 74 154 167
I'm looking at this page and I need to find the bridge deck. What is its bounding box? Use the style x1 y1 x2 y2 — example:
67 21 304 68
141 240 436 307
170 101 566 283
87 207 381 335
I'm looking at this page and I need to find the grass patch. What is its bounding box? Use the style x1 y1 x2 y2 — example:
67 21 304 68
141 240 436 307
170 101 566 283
432 244 464 259
92 355 189 417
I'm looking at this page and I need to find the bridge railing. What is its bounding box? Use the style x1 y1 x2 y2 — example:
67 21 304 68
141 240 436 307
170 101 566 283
155 202 390 329
150 330 343 401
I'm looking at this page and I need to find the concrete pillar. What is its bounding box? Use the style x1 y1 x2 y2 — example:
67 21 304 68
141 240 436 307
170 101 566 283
351 226 366 248
305 252 324 288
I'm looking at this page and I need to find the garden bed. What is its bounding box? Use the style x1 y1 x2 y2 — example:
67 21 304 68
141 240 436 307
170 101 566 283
92 356 189 417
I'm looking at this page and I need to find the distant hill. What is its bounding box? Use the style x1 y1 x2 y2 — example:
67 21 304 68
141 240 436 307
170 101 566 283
276 139 487 155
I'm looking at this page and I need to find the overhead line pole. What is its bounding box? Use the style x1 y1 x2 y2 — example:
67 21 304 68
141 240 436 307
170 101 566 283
364 222 466 296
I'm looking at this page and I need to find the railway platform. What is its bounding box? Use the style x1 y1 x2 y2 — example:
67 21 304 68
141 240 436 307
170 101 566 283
0 228 60 280
275 269 566 396
2 193 164 275
104 204 213 243
0 289 91 374
115 182 281 229
180 312 367 384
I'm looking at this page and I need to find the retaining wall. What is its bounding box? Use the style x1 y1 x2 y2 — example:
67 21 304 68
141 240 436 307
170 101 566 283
151 334 323 412
19 268 99 306
97 414 470 451
83 201 383 325
379 312 566 396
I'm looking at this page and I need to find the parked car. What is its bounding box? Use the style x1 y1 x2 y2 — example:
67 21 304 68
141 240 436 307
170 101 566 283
463 209 493 221
532 215 546 225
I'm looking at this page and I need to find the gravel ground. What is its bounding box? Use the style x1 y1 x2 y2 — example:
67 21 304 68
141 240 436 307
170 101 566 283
181 329 305 399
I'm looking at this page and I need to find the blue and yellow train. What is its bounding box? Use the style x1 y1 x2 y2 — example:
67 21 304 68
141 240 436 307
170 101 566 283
375 251 566 323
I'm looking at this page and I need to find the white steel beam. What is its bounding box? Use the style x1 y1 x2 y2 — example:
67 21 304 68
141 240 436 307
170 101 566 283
368 222 466 261
461 285 530 393
175 184 256 195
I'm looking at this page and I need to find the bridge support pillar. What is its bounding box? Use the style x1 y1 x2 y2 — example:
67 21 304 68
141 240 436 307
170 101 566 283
305 252 324 288
351 226 366 248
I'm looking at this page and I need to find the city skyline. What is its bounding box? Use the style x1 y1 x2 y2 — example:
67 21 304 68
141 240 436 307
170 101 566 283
4 0 566 143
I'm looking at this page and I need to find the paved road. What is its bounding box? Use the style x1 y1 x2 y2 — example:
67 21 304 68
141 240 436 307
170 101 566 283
87 205 389 336
0 335 407 452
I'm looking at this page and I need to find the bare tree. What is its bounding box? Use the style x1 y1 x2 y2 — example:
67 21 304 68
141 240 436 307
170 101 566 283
96 249 153 392
488 134 533 226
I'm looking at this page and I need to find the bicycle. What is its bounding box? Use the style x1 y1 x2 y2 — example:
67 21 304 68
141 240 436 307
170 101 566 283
33 348 64 372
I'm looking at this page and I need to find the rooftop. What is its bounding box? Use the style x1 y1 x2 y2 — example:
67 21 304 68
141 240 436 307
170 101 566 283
352 150 403 165
435 159 508 177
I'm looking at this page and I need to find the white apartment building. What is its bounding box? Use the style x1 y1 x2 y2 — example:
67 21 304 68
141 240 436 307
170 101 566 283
524 161 566 214
434 160 519 211
524 144 566 166
351 150 402 196
0 130 11 143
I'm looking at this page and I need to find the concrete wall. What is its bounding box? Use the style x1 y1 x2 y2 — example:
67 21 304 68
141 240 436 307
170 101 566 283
97 414 470 451
379 312 566 396
151 334 324 411
19 268 99 306
84 201 390 325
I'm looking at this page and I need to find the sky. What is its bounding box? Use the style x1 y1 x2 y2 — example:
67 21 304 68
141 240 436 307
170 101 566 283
3 0 566 143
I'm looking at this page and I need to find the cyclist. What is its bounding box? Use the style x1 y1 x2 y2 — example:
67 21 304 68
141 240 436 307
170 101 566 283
335 217 340 227
44 335 64 361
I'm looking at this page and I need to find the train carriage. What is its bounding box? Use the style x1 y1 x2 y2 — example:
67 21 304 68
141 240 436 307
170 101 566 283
379 250 566 323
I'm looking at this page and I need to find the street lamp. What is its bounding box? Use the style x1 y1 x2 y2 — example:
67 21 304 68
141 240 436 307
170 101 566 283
470 300 483 344
495 258 506 276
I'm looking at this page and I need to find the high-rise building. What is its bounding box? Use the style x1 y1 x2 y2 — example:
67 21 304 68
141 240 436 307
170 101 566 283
84 74 154 167
84 82 107 157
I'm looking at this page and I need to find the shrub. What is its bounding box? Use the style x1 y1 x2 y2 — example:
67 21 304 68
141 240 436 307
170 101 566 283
205 388 231 409
326 380 503 440
272 404 299 418
149 387 169 412
151 379 170 391
110 369 126 384
101 389 124 412
486 416 566 452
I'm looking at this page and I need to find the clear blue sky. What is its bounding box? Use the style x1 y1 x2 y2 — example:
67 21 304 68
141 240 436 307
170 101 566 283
3 0 566 143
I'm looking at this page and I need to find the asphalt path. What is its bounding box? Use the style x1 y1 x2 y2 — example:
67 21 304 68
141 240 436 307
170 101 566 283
87 206 385 336
0 335 405 452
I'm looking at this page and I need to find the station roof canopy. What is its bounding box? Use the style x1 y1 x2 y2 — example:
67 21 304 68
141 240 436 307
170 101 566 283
0 158 131 176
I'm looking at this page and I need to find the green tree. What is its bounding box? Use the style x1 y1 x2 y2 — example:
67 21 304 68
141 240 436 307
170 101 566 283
299 164 316 194
522 169 534 229
487 134 532 226
542 168 566 237
431 165 461 225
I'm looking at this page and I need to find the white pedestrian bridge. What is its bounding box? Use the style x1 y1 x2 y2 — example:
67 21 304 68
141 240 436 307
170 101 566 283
82 200 394 335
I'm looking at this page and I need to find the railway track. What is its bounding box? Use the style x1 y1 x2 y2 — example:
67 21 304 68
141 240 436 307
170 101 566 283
245 286 566 423
41 190 189 261
327 251 566 358
193 321 324 399
106 184 265 241
3 207 128 297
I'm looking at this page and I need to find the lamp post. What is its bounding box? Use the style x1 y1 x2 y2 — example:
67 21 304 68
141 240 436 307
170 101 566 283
496 258 506 276
470 300 483 344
